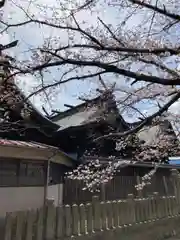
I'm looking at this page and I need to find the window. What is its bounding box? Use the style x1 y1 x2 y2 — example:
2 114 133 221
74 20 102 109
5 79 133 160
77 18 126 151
0 161 18 186
0 160 45 187
19 161 45 186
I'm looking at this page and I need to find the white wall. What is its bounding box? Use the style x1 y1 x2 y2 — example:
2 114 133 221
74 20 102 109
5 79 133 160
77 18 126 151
47 184 63 206
0 186 44 217
0 184 63 217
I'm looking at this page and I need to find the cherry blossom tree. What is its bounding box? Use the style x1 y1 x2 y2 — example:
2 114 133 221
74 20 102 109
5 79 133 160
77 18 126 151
1 0 180 190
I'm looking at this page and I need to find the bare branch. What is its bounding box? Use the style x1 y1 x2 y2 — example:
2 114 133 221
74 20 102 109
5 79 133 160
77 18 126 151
53 43 180 55
129 0 180 21
24 71 106 101
30 54 180 86
94 91 180 141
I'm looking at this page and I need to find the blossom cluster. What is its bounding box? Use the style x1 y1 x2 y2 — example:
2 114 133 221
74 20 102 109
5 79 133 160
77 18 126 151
135 163 159 191
66 158 133 192
66 121 180 192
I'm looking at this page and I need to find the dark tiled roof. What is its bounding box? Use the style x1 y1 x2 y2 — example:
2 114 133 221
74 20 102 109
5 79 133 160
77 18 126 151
0 54 58 130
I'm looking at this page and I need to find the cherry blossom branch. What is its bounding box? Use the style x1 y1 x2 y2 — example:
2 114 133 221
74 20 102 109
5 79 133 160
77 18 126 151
94 91 180 141
129 0 180 21
0 18 103 47
53 44 180 55
24 71 106 101
30 55 180 86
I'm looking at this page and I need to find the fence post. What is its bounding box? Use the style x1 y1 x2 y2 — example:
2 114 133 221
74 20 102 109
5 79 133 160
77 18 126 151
153 192 160 219
56 206 65 239
171 169 180 215
112 200 119 228
45 202 56 239
127 194 135 224
65 205 72 237
86 203 93 233
136 176 143 198
15 211 25 240
101 183 106 201
163 176 168 195
171 169 180 202
36 208 44 240
92 196 101 231
101 202 107 230
4 212 13 240
79 204 87 235
147 195 153 220
25 210 36 240
72 204 79 236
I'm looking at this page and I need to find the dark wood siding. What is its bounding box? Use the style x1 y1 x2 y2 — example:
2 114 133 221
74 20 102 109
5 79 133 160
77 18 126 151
63 166 175 204
49 162 66 185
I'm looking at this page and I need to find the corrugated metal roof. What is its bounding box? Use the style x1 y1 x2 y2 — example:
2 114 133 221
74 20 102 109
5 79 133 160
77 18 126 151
0 139 48 149
0 139 78 161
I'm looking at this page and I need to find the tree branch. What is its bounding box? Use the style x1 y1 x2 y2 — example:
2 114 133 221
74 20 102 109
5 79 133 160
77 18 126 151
24 71 106 101
54 43 180 55
94 91 180 141
0 18 103 47
129 0 180 21
31 53 180 86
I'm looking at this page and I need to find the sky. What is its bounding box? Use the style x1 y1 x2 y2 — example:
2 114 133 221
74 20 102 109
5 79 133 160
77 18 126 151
1 0 180 124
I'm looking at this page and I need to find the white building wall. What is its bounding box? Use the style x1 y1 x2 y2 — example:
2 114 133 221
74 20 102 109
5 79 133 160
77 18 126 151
47 184 63 206
0 186 44 217
0 184 63 217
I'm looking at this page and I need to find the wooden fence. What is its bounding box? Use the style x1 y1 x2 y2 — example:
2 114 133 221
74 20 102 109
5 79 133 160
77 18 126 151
1 193 180 240
1 170 180 240
63 173 174 204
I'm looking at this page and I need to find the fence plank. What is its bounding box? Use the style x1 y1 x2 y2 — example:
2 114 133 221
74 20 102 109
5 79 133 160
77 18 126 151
147 196 153 220
92 196 101 231
80 204 87 235
56 206 64 238
172 197 177 216
45 204 56 239
65 205 72 237
135 199 142 223
106 201 113 229
35 208 44 240
118 200 126 226
136 176 143 198
127 194 135 224
145 198 150 221
153 192 159 219
72 204 79 236
168 196 174 216
4 212 13 240
151 195 157 219
15 211 25 240
100 202 107 230
112 200 119 228
164 196 169 217
25 210 36 240
116 200 121 227
161 197 167 218
141 198 147 222
86 203 93 233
